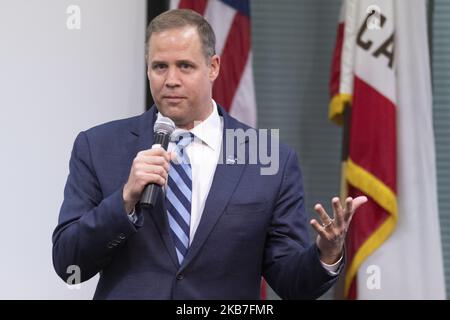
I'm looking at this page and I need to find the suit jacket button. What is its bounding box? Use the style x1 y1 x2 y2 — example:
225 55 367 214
107 242 114 249
176 274 184 280
118 233 126 240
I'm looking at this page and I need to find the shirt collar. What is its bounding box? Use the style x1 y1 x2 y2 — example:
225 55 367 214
156 99 222 151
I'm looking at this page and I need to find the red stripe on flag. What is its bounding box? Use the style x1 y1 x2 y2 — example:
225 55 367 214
349 76 397 192
212 12 250 110
178 0 208 15
329 23 344 98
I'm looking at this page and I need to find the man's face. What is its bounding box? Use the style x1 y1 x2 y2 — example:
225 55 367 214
147 26 220 129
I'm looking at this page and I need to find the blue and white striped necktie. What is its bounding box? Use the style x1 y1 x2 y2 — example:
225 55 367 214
165 132 194 264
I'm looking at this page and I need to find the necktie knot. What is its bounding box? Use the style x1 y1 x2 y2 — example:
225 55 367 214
172 132 194 145
172 132 194 163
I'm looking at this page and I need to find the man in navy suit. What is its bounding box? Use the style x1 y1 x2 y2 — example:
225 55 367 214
52 9 366 299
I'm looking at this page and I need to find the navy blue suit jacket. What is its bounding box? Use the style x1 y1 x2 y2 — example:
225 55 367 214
52 105 339 299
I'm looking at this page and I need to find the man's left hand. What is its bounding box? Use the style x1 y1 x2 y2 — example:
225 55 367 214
310 196 368 264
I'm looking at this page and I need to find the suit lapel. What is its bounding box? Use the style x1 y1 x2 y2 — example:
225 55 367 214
134 106 179 268
180 106 248 270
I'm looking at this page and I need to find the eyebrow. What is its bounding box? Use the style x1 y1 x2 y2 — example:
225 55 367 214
150 60 167 66
150 59 196 66
177 60 196 65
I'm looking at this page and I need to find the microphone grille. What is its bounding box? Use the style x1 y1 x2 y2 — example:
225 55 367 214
154 116 176 135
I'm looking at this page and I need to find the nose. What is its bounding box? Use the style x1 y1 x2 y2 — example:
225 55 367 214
165 66 181 88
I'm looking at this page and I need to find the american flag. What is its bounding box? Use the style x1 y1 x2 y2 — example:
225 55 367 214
170 0 257 128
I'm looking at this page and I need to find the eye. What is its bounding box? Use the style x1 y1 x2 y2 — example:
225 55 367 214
180 63 193 70
152 63 167 71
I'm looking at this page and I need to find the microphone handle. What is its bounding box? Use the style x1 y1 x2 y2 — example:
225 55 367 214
139 132 170 208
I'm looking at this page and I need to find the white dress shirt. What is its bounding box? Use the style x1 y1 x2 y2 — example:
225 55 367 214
155 99 341 274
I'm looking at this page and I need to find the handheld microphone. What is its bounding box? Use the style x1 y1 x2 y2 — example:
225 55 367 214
140 116 175 208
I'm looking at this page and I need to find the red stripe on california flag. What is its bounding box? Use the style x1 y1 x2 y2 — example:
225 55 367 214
212 12 250 111
178 0 208 15
345 186 390 299
349 76 397 192
329 23 344 98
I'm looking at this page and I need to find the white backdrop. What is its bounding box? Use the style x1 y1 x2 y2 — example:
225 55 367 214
0 0 147 299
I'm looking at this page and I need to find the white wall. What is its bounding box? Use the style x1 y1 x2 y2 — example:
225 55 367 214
0 0 147 299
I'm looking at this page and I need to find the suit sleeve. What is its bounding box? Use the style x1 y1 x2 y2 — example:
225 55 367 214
52 131 143 283
263 148 340 299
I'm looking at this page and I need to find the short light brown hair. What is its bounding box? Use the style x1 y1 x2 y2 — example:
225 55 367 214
145 9 216 62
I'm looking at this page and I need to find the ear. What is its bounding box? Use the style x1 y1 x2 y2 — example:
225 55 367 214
147 65 151 81
208 54 220 82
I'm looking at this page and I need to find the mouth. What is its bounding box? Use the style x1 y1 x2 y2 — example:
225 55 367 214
163 96 186 104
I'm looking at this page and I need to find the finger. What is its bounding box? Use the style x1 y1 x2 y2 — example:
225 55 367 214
135 164 168 181
346 195 368 222
143 165 168 179
331 197 344 227
344 197 353 220
168 151 177 162
353 196 368 209
310 219 328 237
314 203 332 226
139 156 170 171
136 172 166 187
139 148 171 163
146 173 166 186
139 147 167 157
162 150 171 162
155 150 171 163
138 155 166 164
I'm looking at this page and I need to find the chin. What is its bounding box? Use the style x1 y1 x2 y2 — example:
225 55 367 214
157 107 185 125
